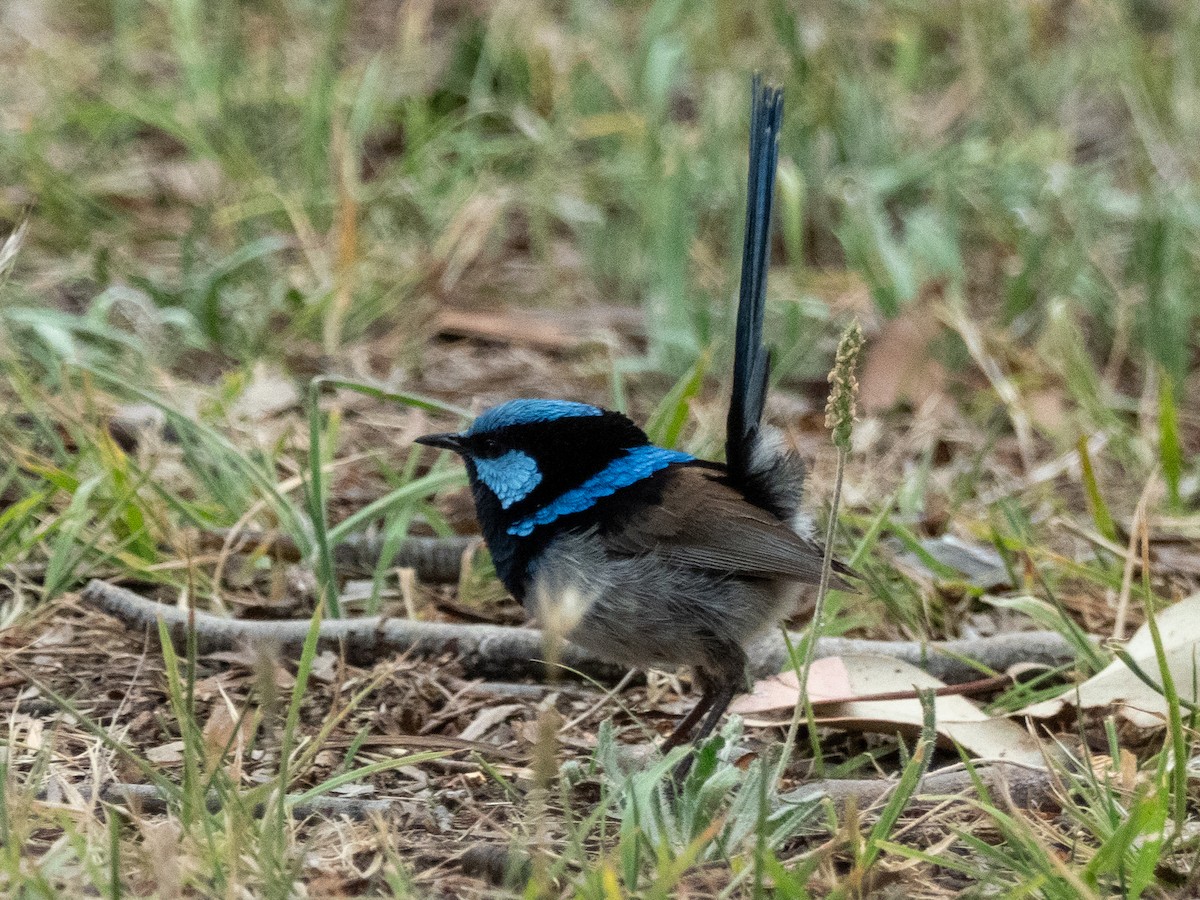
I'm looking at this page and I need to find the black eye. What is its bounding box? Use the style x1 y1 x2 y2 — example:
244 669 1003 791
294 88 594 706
481 437 499 453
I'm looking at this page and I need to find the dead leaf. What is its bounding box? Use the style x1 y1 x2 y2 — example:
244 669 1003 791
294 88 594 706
458 703 524 742
1022 593 1200 729
729 656 856 715
146 740 186 765
153 158 222 205
201 696 256 777
308 650 339 684
1026 388 1069 433
24 718 44 752
738 654 1046 767
191 671 237 702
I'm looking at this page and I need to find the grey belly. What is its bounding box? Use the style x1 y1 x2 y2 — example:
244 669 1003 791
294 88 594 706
526 531 800 671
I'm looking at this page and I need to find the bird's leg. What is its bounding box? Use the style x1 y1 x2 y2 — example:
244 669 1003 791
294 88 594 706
669 648 748 783
671 677 740 784
660 674 717 753
691 675 740 745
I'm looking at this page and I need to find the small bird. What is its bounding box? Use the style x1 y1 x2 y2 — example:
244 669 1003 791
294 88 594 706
417 77 850 754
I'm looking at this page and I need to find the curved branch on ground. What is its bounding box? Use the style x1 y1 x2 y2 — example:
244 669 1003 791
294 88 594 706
56 761 1058 831
58 782 392 820
81 579 1085 684
791 762 1058 810
202 529 479 582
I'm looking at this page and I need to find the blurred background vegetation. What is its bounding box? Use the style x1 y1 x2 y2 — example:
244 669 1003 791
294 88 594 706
3 0 1197 380
0 0 1197 605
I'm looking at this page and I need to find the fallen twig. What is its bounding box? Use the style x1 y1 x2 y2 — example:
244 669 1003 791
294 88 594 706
53 762 1056 831
757 630 1083 685
200 529 479 582
815 672 1016 705
83 579 627 681
81 580 1087 684
44 782 392 820
791 762 1058 810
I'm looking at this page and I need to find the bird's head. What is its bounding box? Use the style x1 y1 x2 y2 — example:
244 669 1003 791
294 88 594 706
416 399 666 537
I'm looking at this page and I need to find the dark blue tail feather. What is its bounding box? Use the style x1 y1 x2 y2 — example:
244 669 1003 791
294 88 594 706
726 75 784 484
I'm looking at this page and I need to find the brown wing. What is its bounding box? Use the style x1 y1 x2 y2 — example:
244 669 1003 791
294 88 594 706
604 465 835 584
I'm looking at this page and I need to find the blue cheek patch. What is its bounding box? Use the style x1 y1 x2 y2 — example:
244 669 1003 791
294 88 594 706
475 450 543 509
469 399 602 434
508 446 692 536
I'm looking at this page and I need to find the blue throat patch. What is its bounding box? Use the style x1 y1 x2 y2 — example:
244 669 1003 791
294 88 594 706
469 399 602 434
474 450 543 509
508 445 693 537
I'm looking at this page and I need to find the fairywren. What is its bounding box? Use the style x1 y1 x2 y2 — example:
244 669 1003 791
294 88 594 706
418 77 851 752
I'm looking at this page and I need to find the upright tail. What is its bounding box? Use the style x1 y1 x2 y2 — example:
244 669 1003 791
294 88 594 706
726 75 784 487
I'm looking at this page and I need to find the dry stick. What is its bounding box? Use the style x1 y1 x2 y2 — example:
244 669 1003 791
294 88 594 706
829 672 1014 705
59 762 1057 827
558 669 637 735
1113 474 1157 640
201 529 479 582
789 762 1058 811
58 782 392 820
81 579 1084 684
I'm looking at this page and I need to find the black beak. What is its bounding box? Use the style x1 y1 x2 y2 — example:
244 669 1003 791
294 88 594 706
415 432 465 453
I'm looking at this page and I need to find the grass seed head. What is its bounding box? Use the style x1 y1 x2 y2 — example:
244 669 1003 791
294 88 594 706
825 319 864 452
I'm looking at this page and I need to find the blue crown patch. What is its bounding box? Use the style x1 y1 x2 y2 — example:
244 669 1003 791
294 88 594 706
469 399 602 435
